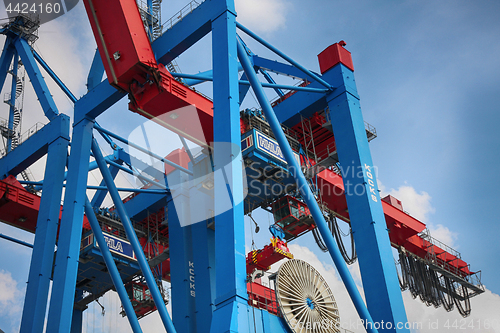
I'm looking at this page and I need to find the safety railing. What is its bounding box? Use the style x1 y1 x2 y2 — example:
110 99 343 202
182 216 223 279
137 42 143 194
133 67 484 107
161 0 204 33
241 108 301 152
419 229 461 260
19 122 45 143
0 121 45 157
315 141 337 165
365 121 377 141
247 282 280 316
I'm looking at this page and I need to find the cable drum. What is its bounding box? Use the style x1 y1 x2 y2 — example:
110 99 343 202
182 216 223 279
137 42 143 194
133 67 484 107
276 259 340 332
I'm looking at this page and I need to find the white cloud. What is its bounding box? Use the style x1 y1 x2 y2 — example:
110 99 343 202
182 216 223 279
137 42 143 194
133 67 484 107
0 270 23 332
30 3 96 119
235 0 290 34
381 183 435 223
379 181 459 249
402 288 500 333
0 270 18 304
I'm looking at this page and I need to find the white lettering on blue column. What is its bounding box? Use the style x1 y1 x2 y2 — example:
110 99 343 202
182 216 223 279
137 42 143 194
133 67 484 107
364 163 378 203
189 261 195 297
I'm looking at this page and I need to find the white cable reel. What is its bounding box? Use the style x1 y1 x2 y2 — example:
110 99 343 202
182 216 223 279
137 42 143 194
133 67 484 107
276 259 340 333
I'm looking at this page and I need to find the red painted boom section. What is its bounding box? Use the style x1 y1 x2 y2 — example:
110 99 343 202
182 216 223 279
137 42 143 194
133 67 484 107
83 0 214 146
0 176 87 233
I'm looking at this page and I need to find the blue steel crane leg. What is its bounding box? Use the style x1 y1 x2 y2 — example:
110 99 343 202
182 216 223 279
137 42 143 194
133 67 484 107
14 38 58 121
236 39 380 333
7 50 18 152
326 67 409 331
209 3 250 333
91 138 177 333
0 37 14 93
83 198 143 333
167 177 194 333
45 117 94 333
191 219 216 332
19 135 69 333
70 290 84 333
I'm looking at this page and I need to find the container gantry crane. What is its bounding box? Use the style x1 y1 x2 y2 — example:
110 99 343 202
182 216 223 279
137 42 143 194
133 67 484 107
0 1 484 333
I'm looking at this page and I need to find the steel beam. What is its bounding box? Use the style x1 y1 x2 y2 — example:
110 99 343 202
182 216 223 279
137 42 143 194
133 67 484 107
0 233 33 248
70 290 84 333
90 164 119 207
238 72 250 104
0 114 70 178
191 220 216 332
95 125 193 176
179 135 195 164
46 117 94 333
15 38 59 121
116 149 166 181
170 72 327 93
20 135 69 333
326 64 409 332
209 3 250 332
153 0 219 65
74 79 125 123
252 55 315 81
86 48 105 91
33 50 77 103
238 80 328 93
105 158 168 190
168 177 196 333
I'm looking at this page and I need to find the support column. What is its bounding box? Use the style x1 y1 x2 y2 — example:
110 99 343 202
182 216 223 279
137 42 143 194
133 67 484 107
169 168 196 333
46 117 94 333
210 1 249 332
20 115 70 333
192 221 215 333
70 290 84 333
237 39 379 333
327 79 409 332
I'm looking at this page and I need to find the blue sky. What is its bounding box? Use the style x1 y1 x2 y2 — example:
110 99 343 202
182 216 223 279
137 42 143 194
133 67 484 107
1 0 500 332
